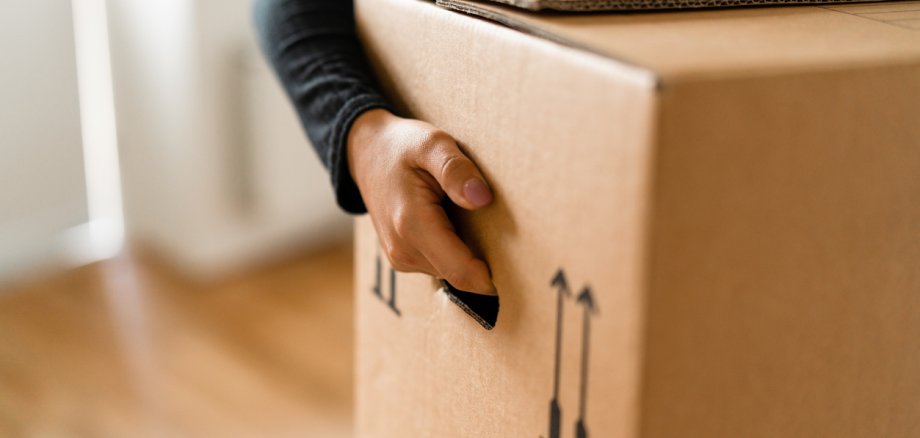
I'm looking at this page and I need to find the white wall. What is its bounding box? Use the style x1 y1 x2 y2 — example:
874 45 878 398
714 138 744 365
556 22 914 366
107 0 349 280
0 1 89 280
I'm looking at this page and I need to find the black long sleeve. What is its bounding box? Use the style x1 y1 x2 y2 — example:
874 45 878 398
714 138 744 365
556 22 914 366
253 0 392 214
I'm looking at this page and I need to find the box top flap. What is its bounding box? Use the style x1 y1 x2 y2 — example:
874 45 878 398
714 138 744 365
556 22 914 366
481 0 889 12
439 0 920 80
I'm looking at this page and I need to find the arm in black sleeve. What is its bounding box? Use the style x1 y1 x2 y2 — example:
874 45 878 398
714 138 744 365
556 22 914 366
253 0 392 214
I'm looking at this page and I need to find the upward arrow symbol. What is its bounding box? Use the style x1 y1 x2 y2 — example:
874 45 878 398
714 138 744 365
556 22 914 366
574 286 597 438
576 286 595 312
546 269 570 438
551 269 570 294
550 270 572 402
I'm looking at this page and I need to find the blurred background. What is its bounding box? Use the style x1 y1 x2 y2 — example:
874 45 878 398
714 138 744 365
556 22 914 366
0 0 355 436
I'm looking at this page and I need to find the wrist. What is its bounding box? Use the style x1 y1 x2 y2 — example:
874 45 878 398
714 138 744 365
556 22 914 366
347 108 398 184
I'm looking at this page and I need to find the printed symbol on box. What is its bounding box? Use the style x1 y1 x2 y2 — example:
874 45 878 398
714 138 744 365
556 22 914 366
545 269 597 438
574 285 596 438
372 252 400 316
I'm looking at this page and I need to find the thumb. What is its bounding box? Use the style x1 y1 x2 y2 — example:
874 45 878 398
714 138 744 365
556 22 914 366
417 135 493 210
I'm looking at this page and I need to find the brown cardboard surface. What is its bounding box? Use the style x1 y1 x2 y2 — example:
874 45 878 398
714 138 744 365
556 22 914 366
354 0 920 436
641 63 920 438
355 2 656 436
477 0 888 11
441 0 920 81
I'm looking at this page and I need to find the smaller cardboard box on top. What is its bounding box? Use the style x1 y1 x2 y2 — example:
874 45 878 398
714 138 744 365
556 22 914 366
352 1 920 437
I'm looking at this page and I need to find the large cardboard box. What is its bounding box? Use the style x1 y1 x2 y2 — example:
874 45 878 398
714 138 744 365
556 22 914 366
353 1 920 437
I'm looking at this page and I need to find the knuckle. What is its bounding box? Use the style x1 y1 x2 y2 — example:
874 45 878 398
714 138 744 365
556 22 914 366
416 129 450 154
427 128 453 145
386 245 416 271
391 209 414 238
439 154 469 181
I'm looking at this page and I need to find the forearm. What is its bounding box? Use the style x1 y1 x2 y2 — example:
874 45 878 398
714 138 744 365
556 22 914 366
253 0 391 213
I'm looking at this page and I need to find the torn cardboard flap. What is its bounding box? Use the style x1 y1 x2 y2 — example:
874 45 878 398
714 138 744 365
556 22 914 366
440 0 920 81
440 281 500 330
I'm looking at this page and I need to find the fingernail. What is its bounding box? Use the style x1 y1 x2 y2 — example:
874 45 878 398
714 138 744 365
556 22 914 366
463 178 493 208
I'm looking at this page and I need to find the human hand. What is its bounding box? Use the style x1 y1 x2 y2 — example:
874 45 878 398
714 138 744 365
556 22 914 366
347 109 496 295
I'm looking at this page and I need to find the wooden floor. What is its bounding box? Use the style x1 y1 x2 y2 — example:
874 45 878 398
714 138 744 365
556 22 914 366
0 244 355 437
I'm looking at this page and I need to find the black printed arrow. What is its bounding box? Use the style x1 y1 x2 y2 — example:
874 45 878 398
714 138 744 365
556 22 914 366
372 254 383 298
387 267 400 315
547 269 571 438
574 286 597 438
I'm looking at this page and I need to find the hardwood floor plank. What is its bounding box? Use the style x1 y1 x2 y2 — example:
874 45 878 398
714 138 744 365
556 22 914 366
0 243 355 437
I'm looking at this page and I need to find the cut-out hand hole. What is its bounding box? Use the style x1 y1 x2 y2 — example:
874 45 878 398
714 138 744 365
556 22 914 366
441 281 499 330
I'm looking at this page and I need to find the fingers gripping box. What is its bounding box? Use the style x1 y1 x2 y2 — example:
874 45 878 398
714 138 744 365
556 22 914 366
353 1 920 437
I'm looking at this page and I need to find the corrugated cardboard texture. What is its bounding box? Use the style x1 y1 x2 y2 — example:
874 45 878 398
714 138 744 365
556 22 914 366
355 0 920 436
355 1 656 437
477 0 887 11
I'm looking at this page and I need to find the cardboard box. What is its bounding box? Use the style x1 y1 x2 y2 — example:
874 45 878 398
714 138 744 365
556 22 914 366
353 1 920 436
468 0 886 12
